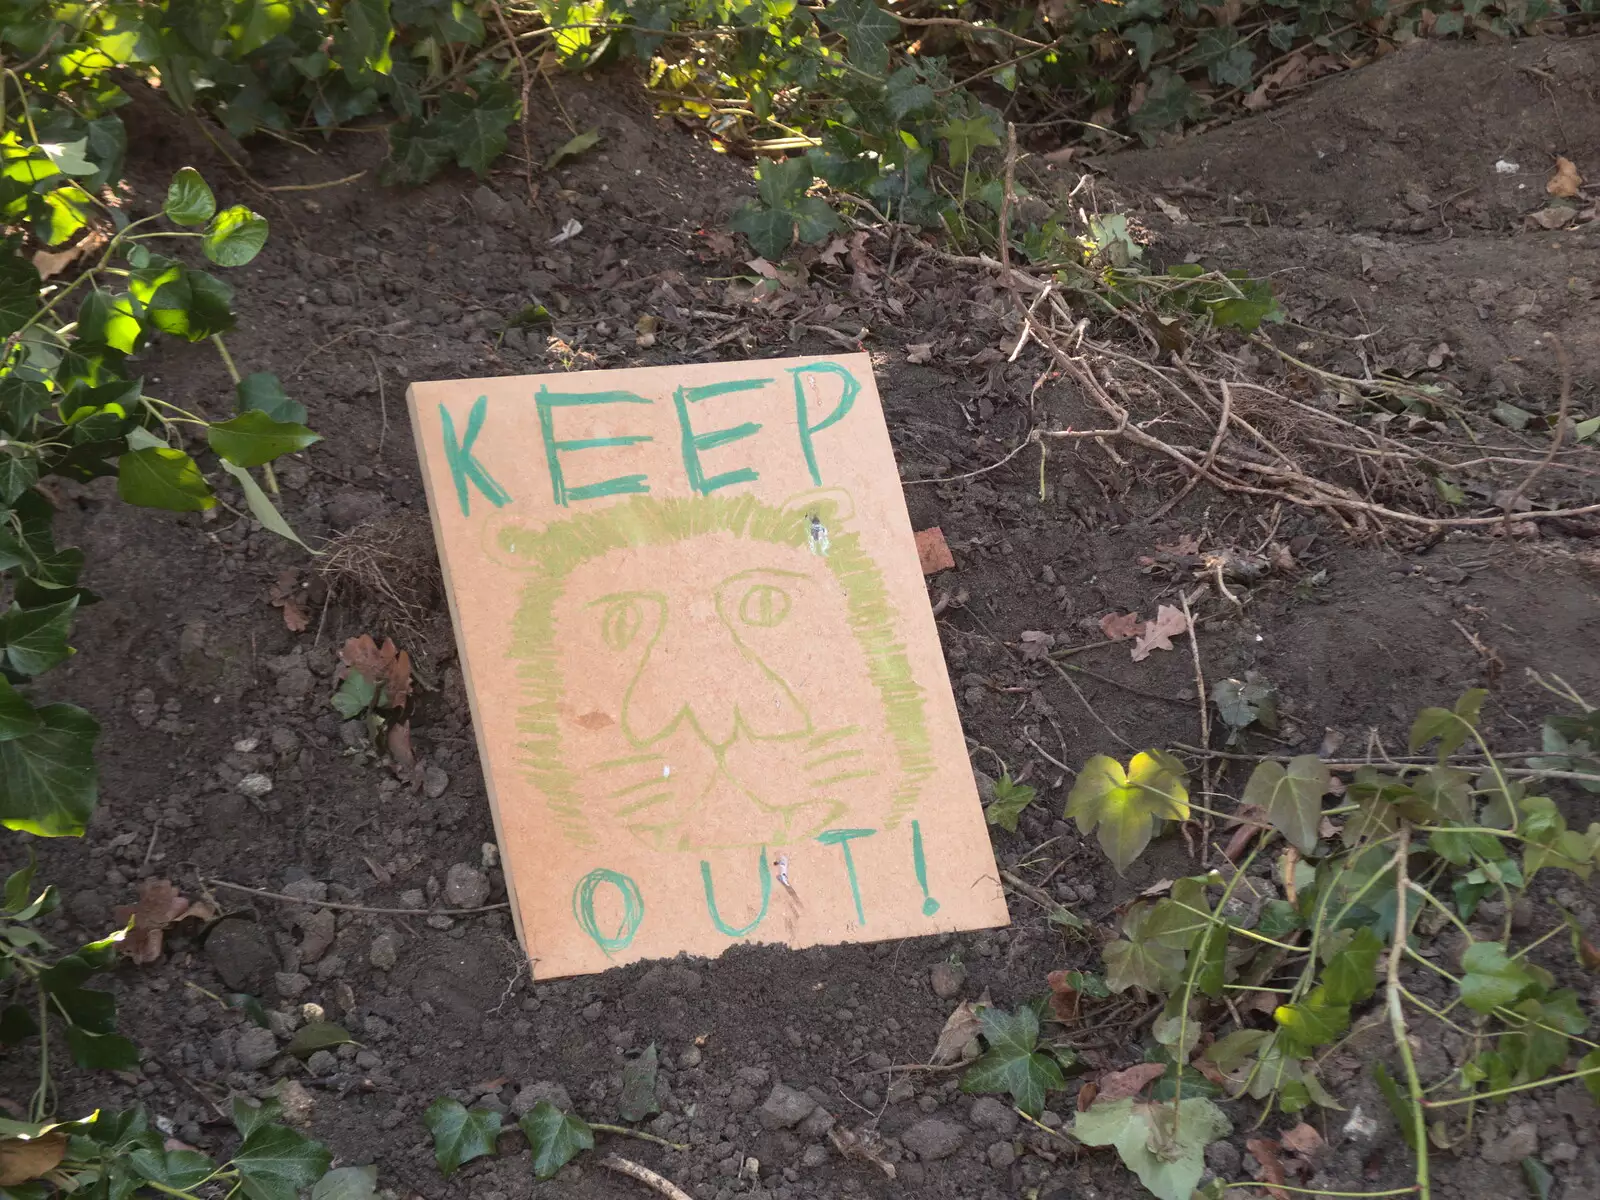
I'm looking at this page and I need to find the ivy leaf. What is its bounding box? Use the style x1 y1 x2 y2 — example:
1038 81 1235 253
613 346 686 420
1065 751 1190 874
1129 68 1205 143
118 447 215 512
0 678 43 743
959 1005 1063 1117
519 1100 593 1180
1104 902 1188 992
0 452 41 505
818 0 899 74
379 122 454 185
884 67 935 122
128 1146 217 1190
434 88 516 176
1579 1048 1600 1104
340 0 395 78
287 1021 353 1058
1211 674 1277 736
1241 755 1328 854
1408 689 1486 758
1321 926 1383 1006
618 1043 660 1123
938 115 1001 168
0 238 41 339
1273 987 1350 1056
208 410 321 468
729 206 793 260
311 1165 379 1200
217 459 312 551
164 167 216 226
985 772 1036 833
202 206 269 268
1073 1096 1231 1200
545 130 600 170
0 598 77 677
65 1026 139 1070
1181 27 1255 87
1459 941 1536 1014
232 1121 333 1200
236 372 308 424
423 1098 501 1177
1372 1062 1418 1150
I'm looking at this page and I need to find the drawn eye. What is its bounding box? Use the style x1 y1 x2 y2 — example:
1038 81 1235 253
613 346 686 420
738 583 791 628
601 597 644 650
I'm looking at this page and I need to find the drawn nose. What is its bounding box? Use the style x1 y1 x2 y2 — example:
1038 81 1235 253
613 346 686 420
623 610 806 747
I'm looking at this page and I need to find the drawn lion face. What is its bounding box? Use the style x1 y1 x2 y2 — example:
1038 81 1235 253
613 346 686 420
489 493 935 853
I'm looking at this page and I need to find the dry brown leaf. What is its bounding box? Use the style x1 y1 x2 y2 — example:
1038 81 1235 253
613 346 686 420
1246 1138 1291 1200
1131 604 1190 662
269 570 310 633
1279 1122 1325 1158
816 237 850 267
113 879 215 965
914 527 956 575
906 343 934 364
1096 1062 1167 1102
1017 630 1056 662
1076 1081 1098 1111
1155 535 1201 555
1046 970 1083 1023
1138 878 1175 899
1099 611 1142 641
930 995 987 1065
701 229 738 257
386 720 416 769
829 1125 895 1178
1224 804 1271 862
1528 206 1577 230
1547 156 1583 199
340 634 412 708
0 1132 67 1186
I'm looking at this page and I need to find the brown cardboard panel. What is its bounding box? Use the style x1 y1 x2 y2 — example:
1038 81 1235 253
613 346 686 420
407 354 1009 977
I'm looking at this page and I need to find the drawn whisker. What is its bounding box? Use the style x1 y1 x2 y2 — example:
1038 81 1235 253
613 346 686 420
605 776 670 800
809 769 876 789
593 753 663 772
616 791 677 816
804 748 865 771
806 726 860 751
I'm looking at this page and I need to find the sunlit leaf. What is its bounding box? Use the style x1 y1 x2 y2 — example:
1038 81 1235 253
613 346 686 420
1066 751 1190 873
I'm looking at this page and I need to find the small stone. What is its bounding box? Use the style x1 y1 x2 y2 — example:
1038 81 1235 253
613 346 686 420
275 1079 315 1126
355 1049 381 1070
425 914 454 931
887 1079 915 1104
759 1084 818 1130
234 1027 279 1071
513 1081 573 1115
678 1045 703 1068
369 931 400 971
1205 1140 1241 1176
987 1141 1016 1170
969 1096 1019 1135
581 1001 603 1022
237 773 273 798
801 1144 830 1168
471 186 511 224
305 1050 338 1077
860 1089 880 1108
930 961 966 999
902 1118 966 1161
399 889 425 909
737 1066 771 1087
444 863 490 908
1547 1142 1579 1163
729 1085 759 1113
917 1095 939 1114
205 920 279 992
1482 1121 1538 1164
298 909 337 963
424 765 450 799
273 972 310 999
798 1108 835 1140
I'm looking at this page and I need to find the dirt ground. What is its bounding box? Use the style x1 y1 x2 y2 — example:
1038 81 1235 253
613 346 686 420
5 32 1599 1200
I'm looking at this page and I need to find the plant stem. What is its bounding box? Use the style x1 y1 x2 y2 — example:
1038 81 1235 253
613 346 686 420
1424 1063 1600 1108
30 985 49 1121
1221 1185 1419 1197
1166 900 1305 953
1384 825 1429 1200
210 333 278 495
590 1123 689 1150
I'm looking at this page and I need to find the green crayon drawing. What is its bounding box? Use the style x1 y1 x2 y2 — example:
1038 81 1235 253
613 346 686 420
675 376 771 495
536 386 655 506
572 867 644 954
816 827 875 924
701 847 772 937
911 819 940 916
441 395 512 517
490 492 936 854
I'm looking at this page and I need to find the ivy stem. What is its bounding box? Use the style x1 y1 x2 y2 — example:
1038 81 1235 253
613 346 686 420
589 1124 689 1151
30 985 49 1122
1384 824 1429 1200
211 333 278 495
1424 1063 1600 1108
1220 1185 1419 1197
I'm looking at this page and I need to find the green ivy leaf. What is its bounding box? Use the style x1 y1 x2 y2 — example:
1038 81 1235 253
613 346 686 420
434 87 516 176
985 772 1036 833
0 678 43 742
0 452 41 504
884 67 934 121
311 1165 379 1200
234 1095 284 1139
1372 1062 1418 1150
1459 941 1537 1014
1128 68 1205 143
729 206 793 260
202 206 269 268
1241 754 1328 854
1409 689 1486 758
0 597 77 677
1321 926 1383 1006
117 447 215 511
236 372 307 424
76 289 142 353
519 1100 593 1180
937 115 1001 168
1073 1096 1231 1200
341 0 395 78
128 1145 217 1190
232 1120 333 1200
65 1026 139 1070
545 129 600 170
287 1021 354 1058
1273 987 1350 1056
208 410 320 468
0 703 98 835
164 167 216 226
1104 902 1188 993
818 0 899 74
1065 751 1190 874
380 122 454 185
0 237 41 339
1211 674 1277 735
959 1005 1064 1117
424 1098 502 1177
1204 1028 1269 1069
1579 1048 1600 1104
618 1043 660 1123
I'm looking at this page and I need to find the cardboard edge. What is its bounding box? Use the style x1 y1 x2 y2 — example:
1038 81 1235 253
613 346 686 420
404 384 532 966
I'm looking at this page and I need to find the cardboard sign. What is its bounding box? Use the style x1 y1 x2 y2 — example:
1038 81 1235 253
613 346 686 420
408 354 1009 977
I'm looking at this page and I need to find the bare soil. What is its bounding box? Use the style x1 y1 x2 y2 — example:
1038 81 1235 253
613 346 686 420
4 33 1599 1200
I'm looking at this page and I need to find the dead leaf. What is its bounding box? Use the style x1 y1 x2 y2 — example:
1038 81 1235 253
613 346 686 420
1096 1062 1167 1102
906 343 934 364
1528 206 1577 230
1547 156 1583 199
702 229 738 257
386 720 416 769
1224 804 1271 862
113 879 216 965
1246 1137 1291 1200
930 996 985 1065
339 635 412 708
1130 604 1190 662
1279 1122 1325 1158
1152 196 1189 225
1137 878 1175 899
914 527 956 575
0 1132 67 1186
1043 145 1079 165
816 236 849 267
1017 630 1056 662
1076 1081 1099 1111
1269 542 1297 573
33 231 105 281
1046 970 1083 1023
1155 535 1201 555
269 570 310 633
829 1125 895 1178
1099 611 1142 641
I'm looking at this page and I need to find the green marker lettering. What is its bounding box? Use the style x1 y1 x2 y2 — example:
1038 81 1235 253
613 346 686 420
789 362 860 486
537 386 655 506
912 820 940 916
700 847 772 937
815 827 876 925
440 395 512 517
572 868 644 954
674 377 771 494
